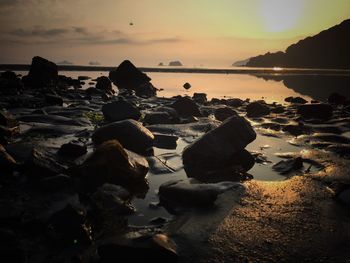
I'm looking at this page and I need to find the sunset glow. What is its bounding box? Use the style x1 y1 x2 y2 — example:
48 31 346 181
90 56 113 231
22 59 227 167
0 0 349 66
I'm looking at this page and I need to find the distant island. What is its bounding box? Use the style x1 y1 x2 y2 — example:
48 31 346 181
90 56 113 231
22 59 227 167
169 61 183 66
236 19 350 69
232 59 250 67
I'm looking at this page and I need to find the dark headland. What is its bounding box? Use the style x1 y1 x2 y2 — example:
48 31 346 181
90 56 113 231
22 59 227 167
239 19 350 69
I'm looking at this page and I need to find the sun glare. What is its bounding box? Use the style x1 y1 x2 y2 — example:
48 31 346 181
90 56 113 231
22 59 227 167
260 0 305 32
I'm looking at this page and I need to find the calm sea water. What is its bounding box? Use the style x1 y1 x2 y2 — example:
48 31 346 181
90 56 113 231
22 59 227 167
13 70 350 225
55 70 350 103
16 70 350 102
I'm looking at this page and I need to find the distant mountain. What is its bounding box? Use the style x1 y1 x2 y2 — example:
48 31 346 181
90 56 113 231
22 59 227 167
245 19 350 69
169 61 183 66
57 60 74 65
232 58 250 67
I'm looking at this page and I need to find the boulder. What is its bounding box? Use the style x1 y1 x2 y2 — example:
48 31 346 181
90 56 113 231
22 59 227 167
143 111 177 125
25 148 66 180
74 140 149 193
192 93 207 104
246 101 270 117
24 56 58 87
91 183 134 214
108 60 156 97
170 96 201 117
134 82 157 97
48 204 91 244
183 115 256 181
297 103 333 119
92 119 154 155
96 76 113 94
58 141 87 159
98 233 177 263
272 157 303 174
102 100 141 122
153 134 178 150
183 82 191 90
0 110 18 128
159 178 243 209
1 71 18 80
226 98 244 108
284 96 308 104
214 107 237 121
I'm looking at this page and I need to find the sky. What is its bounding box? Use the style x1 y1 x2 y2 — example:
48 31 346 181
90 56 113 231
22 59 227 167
0 0 350 67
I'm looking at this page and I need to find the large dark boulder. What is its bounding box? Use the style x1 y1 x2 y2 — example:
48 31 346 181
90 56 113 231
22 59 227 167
102 100 141 122
108 60 156 97
192 93 207 104
170 96 201 117
96 76 113 94
92 119 154 155
159 178 243 209
0 110 18 128
297 103 333 119
91 183 134 214
246 101 270 117
73 140 148 193
284 96 308 104
214 107 237 121
58 141 87 159
182 115 256 181
24 56 58 87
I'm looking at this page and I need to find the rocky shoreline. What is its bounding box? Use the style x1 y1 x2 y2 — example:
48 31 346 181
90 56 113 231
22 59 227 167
1 56 350 262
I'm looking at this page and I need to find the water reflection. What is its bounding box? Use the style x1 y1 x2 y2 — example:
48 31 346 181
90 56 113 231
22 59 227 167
252 74 350 101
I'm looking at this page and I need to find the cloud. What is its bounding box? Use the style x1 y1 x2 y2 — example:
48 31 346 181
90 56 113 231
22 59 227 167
73 27 89 35
2 25 185 46
10 26 68 37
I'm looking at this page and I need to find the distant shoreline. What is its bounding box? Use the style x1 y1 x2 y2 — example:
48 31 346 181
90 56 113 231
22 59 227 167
1 64 350 76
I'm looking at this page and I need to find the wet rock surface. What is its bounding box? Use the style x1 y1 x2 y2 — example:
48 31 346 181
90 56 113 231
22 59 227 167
92 119 154 154
1 58 350 262
183 115 256 181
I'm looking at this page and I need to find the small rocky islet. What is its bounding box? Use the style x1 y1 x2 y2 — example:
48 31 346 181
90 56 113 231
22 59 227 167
1 56 350 262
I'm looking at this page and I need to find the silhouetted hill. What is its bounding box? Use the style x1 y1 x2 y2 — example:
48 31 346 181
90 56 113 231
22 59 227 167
245 19 350 69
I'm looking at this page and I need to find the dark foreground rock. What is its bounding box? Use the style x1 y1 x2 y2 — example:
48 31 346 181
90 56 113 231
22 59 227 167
214 107 237 121
91 183 134 214
183 115 256 181
159 178 243 210
102 99 141 122
108 60 156 97
92 119 154 155
246 101 270 117
73 140 148 193
193 93 207 104
171 96 201 117
297 103 333 119
96 76 114 95
58 141 87 159
23 56 58 87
